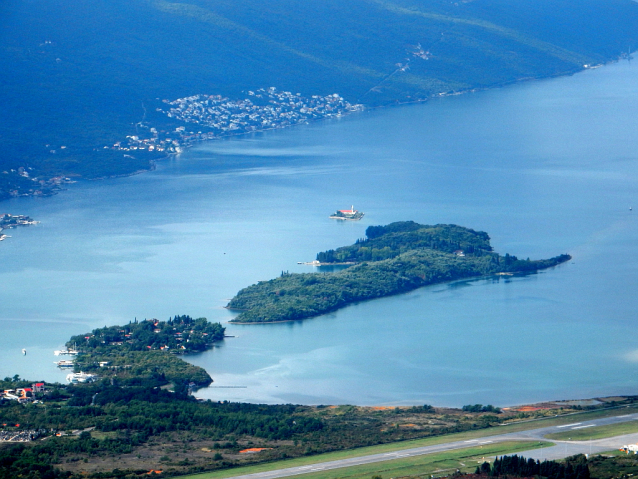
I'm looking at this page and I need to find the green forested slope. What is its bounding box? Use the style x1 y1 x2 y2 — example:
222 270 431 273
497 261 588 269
65 315 225 388
2 0 638 197
227 222 571 322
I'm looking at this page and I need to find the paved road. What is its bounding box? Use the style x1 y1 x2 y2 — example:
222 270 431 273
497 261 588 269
507 412 638 461
224 411 638 479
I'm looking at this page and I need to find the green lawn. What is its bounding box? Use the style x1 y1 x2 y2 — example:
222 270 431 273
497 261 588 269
180 441 550 479
545 420 638 441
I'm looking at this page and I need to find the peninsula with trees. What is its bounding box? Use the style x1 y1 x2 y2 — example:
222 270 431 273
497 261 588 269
227 222 571 323
65 315 225 391
1 314 637 478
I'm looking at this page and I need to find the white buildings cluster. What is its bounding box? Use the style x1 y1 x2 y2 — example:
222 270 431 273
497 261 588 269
161 88 363 133
111 88 363 152
1 382 45 404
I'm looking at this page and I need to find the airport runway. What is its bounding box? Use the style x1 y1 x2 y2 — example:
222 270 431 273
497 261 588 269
223 411 638 479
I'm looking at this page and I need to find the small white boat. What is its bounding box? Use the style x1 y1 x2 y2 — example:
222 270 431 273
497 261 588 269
22 349 26 355
55 360 75 368
54 349 79 356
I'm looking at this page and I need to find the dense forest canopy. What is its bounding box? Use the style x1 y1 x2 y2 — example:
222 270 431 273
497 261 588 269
228 221 571 322
2 0 638 198
68 315 225 354
317 222 494 263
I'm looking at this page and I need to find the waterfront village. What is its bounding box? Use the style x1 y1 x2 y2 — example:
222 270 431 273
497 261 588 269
109 87 364 152
3 89 361 201
0 213 38 241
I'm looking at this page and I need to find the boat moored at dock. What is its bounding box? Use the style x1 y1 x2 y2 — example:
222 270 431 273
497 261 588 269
55 360 75 368
54 346 79 356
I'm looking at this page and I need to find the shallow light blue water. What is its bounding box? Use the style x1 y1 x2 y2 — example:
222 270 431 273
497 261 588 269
2 59 638 405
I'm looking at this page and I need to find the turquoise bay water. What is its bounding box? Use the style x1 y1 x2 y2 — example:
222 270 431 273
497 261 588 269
2 59 638 405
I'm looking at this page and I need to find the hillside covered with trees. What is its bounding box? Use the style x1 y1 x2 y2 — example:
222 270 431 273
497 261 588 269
227 222 571 323
67 316 225 389
2 0 638 198
68 315 225 354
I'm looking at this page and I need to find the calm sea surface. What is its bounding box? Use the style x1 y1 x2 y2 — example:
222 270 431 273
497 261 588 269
2 59 638 406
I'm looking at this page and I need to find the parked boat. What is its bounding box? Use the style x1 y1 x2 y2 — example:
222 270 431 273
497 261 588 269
54 344 79 356
54 350 79 356
55 360 75 368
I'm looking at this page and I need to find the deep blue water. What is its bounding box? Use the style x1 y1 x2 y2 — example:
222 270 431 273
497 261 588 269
2 59 638 406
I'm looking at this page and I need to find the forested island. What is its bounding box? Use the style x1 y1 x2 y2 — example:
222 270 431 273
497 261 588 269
228 222 571 323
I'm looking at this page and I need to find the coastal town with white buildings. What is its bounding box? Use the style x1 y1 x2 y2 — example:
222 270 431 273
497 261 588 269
1 89 363 215
110 87 363 153
2 89 362 202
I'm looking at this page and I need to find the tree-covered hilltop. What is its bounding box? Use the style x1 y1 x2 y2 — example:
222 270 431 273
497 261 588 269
67 316 225 388
68 315 225 354
228 222 571 323
73 350 214 389
3 0 638 198
317 222 495 263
